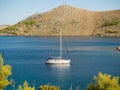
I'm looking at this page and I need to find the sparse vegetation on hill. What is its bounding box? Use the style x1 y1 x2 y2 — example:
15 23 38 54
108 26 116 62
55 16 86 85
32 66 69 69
103 21 119 27
0 5 120 36
0 25 10 30
1 26 17 35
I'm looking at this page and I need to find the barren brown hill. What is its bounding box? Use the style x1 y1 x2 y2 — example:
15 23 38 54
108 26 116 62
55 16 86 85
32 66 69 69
0 5 120 36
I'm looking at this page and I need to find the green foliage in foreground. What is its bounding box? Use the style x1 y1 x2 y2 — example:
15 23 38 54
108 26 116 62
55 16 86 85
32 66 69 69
18 80 35 90
87 72 120 90
0 54 12 90
38 85 60 90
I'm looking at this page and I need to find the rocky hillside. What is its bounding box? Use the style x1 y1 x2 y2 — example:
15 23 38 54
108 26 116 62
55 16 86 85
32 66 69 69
0 25 10 30
0 5 120 36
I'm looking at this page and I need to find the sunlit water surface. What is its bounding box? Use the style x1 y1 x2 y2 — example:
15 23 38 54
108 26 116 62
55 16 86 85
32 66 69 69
0 36 120 90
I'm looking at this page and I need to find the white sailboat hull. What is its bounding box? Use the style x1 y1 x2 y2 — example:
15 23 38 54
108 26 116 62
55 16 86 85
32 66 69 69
46 58 70 64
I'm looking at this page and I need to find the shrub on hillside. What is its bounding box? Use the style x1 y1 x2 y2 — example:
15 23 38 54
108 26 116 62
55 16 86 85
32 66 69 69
103 21 119 27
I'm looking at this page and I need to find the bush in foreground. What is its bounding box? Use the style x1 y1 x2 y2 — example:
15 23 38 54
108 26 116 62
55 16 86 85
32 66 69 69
87 72 120 90
38 85 60 90
18 80 35 90
0 54 12 90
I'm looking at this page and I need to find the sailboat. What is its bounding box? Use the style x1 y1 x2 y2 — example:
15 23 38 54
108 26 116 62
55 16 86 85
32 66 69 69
45 30 71 64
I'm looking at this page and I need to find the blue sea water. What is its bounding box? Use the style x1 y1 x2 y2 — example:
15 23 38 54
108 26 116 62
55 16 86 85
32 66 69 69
0 36 120 90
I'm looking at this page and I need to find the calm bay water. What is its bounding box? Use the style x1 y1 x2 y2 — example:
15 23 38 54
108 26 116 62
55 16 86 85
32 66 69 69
0 36 120 90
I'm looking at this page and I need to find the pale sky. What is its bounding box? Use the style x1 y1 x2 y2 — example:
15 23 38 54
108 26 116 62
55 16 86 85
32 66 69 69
0 0 120 25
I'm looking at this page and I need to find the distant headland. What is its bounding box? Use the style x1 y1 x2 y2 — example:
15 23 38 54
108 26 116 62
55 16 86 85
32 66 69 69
0 5 120 36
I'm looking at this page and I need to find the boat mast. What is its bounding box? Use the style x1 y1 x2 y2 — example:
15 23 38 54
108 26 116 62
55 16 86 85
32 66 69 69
60 29 62 59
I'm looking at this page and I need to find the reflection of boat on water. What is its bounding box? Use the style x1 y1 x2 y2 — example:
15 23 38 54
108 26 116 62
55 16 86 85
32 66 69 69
116 46 120 51
45 30 71 64
46 63 70 80
47 63 70 69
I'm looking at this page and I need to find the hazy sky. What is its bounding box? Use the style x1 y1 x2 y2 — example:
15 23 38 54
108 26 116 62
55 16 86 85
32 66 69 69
0 0 120 25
